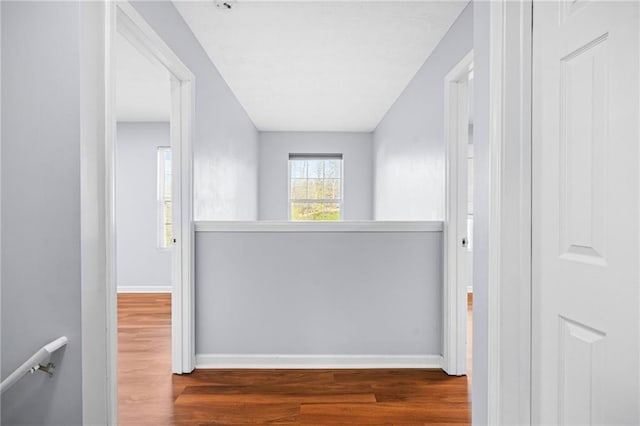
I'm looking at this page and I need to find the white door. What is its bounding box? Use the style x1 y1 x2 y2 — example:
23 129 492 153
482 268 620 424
532 1 639 424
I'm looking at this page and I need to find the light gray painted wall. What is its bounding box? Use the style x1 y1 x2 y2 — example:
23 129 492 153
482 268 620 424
1 2 82 424
116 122 171 290
131 1 259 221
373 3 473 220
258 132 373 220
472 1 489 423
195 231 442 355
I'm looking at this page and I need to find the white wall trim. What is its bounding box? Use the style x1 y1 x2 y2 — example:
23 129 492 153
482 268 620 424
195 220 443 233
486 1 532 424
443 49 474 377
487 2 504 417
115 4 193 82
117 286 172 293
80 2 112 425
196 354 443 369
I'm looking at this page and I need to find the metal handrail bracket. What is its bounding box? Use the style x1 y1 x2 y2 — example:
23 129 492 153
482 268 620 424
0 336 68 394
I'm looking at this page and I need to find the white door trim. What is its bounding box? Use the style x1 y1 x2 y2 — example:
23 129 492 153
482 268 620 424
79 2 111 424
111 1 195 376
80 3 195 423
443 49 473 376
486 1 532 424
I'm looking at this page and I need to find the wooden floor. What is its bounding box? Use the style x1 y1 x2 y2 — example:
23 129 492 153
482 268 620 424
118 293 472 425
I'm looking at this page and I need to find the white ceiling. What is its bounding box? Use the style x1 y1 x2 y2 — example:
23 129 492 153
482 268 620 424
116 32 171 122
174 1 468 132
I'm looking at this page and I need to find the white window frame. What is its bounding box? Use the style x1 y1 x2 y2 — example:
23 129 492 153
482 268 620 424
287 154 344 221
157 147 172 249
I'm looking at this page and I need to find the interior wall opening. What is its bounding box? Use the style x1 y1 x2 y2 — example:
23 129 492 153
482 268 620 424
106 1 475 423
114 28 175 424
466 64 474 376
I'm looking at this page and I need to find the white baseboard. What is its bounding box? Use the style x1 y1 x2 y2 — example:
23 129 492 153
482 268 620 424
117 285 172 293
195 354 443 369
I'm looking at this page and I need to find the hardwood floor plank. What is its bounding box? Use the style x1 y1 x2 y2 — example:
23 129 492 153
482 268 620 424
372 384 470 404
298 402 470 424
176 383 377 404
118 293 175 425
174 369 336 387
173 402 300 424
118 293 472 425
333 369 459 385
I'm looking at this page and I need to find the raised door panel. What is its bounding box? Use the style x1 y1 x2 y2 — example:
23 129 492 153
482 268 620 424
557 317 606 425
559 34 608 265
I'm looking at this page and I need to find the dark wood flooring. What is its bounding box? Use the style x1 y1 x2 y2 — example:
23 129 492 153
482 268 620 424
118 293 472 425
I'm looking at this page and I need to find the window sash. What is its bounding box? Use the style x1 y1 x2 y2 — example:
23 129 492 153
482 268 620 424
288 156 343 221
289 199 343 204
157 147 172 248
288 153 343 160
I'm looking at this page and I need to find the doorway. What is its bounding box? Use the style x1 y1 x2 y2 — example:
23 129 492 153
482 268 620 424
465 67 474 376
444 51 474 376
114 32 172 295
114 27 174 423
109 2 195 377
105 4 196 421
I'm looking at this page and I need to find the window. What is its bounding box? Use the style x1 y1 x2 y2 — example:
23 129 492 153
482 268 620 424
289 154 343 221
157 147 172 248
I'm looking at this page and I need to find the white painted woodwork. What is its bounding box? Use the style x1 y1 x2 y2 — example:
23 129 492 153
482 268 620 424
532 1 639 424
195 354 443 370
480 2 534 423
194 220 442 233
444 50 473 376
113 2 196 376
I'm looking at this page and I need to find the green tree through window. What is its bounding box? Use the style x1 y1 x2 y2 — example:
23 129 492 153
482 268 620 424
289 155 342 221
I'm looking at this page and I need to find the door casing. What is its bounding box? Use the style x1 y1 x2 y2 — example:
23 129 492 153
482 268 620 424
444 49 474 377
482 1 533 424
110 1 196 375
79 2 196 424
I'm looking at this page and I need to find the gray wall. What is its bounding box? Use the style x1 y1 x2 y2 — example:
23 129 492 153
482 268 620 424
472 1 489 423
116 122 171 291
1 2 82 424
195 230 442 355
132 1 259 221
373 3 473 220
258 132 373 220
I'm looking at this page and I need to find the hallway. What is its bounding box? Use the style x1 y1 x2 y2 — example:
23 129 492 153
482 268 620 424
118 294 471 425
